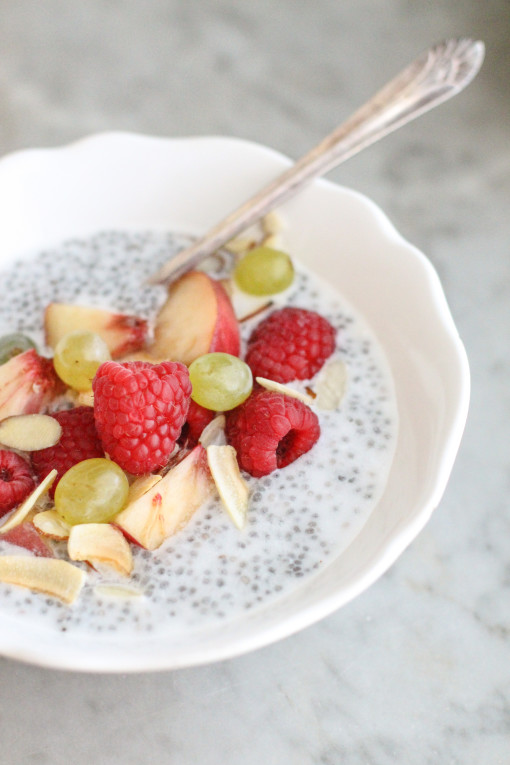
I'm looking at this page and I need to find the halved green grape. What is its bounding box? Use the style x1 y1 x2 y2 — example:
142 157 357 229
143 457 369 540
189 353 253 411
54 458 129 526
53 330 110 391
233 246 294 296
0 333 36 365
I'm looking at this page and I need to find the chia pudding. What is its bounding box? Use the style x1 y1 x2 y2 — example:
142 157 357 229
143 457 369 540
0 230 397 637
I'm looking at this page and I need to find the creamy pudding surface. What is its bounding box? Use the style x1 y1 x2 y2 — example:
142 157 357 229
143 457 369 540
0 231 397 635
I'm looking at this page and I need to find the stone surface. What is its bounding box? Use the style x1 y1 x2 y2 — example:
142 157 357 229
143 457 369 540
0 1 509 763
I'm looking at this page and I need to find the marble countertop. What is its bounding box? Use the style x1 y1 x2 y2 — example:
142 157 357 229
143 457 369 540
0 2 509 763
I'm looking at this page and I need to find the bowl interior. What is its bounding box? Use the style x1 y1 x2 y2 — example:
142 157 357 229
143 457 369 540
0 133 469 670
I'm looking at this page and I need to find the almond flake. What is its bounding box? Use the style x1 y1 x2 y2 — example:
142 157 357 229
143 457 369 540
224 237 257 255
199 415 226 448
94 583 144 600
314 359 348 410
255 377 314 406
0 414 62 451
32 510 71 540
0 469 57 534
68 523 133 576
206 445 249 529
262 211 284 236
0 556 85 603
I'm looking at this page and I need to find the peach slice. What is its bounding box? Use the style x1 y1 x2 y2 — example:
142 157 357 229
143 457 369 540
0 349 64 420
0 469 57 533
114 445 214 550
206 445 249 529
0 414 62 452
149 271 240 365
0 556 85 603
68 523 133 576
33 510 71 541
44 303 149 359
0 520 54 557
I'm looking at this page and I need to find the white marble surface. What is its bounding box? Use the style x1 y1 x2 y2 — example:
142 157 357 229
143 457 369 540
0 1 509 763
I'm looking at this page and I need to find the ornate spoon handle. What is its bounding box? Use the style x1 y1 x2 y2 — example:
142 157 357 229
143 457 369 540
149 38 484 285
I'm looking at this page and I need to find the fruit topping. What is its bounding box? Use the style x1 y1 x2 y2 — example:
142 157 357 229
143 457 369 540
179 398 215 447
0 556 85 603
0 450 35 517
54 458 129 526
93 360 191 475
0 348 64 419
0 521 54 557
31 406 104 496
0 469 57 531
0 333 36 365
53 330 111 391
245 307 336 383
206 444 249 529
189 352 253 411
225 390 320 477
44 303 149 359
233 245 295 296
68 523 133 576
114 444 214 550
149 270 240 365
0 414 62 452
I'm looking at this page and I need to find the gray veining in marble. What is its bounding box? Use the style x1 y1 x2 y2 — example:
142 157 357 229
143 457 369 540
0 1 509 764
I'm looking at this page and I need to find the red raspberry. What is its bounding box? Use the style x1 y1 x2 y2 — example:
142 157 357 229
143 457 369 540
31 406 104 496
179 399 215 447
245 307 336 383
0 450 35 516
93 360 191 475
225 390 320 477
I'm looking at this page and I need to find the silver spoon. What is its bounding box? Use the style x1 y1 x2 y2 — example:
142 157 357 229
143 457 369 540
149 37 484 286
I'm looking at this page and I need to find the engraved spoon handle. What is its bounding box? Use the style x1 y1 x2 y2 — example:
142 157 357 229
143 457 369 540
149 38 484 285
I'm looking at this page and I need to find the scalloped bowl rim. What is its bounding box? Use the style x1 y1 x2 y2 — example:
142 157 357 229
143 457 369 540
0 133 469 671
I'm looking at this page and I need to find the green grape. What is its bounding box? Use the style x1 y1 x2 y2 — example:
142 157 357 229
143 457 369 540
0 333 36 364
189 353 253 411
53 330 110 391
54 458 129 525
233 246 295 296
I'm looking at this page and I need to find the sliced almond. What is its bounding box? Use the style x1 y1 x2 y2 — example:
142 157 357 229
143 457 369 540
314 359 348 410
224 237 257 255
0 469 57 534
0 556 85 603
261 233 283 249
255 377 315 406
199 414 226 448
206 444 249 530
0 414 62 452
75 390 95 407
94 583 144 599
33 510 71 541
127 474 163 504
262 211 284 236
230 283 274 322
68 523 133 576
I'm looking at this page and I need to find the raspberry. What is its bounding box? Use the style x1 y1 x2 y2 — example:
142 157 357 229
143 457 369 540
31 406 104 496
245 307 336 383
225 390 320 477
93 360 191 475
0 450 35 516
179 399 215 447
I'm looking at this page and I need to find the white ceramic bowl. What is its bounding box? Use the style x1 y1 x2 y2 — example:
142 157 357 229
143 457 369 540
0 133 469 671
